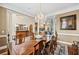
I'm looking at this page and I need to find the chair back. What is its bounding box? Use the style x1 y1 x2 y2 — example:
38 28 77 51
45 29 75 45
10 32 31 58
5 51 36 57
49 36 57 54
68 44 78 55
16 34 25 44
33 40 44 55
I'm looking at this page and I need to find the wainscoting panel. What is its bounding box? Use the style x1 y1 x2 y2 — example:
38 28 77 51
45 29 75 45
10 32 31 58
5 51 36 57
58 33 79 43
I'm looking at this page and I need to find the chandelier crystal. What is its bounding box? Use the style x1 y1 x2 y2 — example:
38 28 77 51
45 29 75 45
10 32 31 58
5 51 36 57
34 3 45 35
35 3 45 20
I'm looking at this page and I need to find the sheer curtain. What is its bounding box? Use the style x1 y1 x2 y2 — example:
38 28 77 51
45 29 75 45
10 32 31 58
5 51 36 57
45 16 55 35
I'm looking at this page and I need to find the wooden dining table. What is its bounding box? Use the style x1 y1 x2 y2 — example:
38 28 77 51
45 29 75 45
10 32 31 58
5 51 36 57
9 38 50 55
22 40 39 55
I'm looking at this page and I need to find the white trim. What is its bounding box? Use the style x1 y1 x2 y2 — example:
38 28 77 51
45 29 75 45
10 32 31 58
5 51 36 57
0 35 7 38
0 45 7 50
0 3 33 17
58 33 79 36
57 40 72 45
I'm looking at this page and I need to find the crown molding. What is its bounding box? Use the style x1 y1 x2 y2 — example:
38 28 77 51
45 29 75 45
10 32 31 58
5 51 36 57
0 3 34 18
46 5 79 16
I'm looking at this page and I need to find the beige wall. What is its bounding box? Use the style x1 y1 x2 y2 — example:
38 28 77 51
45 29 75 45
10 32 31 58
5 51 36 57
0 6 34 41
0 7 34 46
0 7 7 47
55 10 79 43
0 7 7 35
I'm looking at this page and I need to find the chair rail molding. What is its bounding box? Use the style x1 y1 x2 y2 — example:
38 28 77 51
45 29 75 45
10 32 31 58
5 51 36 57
0 35 7 38
58 33 79 36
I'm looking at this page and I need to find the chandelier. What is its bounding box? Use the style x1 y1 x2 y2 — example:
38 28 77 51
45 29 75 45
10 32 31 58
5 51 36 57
34 3 45 35
35 3 45 20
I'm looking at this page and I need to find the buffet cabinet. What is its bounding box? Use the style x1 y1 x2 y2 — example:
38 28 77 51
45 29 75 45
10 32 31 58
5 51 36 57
16 31 35 44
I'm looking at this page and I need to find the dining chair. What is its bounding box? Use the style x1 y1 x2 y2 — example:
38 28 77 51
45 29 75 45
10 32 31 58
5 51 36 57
33 40 44 55
49 36 57 54
16 34 25 45
68 44 78 55
41 36 57 55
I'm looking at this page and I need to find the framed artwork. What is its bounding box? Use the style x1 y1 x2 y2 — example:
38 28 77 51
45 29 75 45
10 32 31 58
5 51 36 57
60 14 76 30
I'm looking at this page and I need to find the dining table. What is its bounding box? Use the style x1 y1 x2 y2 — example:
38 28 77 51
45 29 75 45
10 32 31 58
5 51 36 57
9 36 51 55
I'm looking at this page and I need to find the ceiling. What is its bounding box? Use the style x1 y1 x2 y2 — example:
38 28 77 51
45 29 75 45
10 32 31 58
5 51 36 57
1 3 79 17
